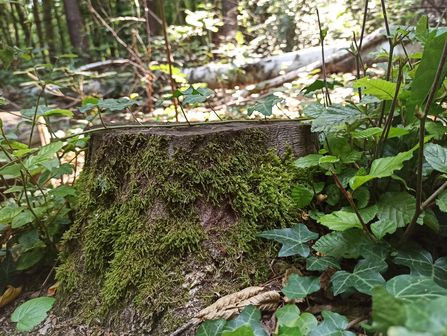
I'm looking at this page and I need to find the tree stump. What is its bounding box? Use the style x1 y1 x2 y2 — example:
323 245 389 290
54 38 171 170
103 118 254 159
56 121 317 335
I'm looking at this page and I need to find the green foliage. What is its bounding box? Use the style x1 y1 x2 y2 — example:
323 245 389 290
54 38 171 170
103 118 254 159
282 274 320 299
247 95 284 117
11 297 55 332
259 224 318 257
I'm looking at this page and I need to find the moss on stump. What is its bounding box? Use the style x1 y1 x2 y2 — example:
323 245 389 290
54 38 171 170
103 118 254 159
56 121 316 335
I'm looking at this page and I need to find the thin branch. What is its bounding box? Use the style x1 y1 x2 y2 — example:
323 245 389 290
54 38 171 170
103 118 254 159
28 83 46 147
421 180 447 210
316 9 331 106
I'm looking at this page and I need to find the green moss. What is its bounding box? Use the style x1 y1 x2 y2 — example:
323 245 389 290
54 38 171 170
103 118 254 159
56 129 308 334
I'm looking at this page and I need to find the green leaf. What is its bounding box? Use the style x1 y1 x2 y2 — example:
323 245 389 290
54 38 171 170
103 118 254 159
350 149 415 190
393 249 447 288
304 104 363 133
370 219 396 239
352 187 370 209
16 248 45 271
351 127 383 139
49 185 77 200
306 256 341 271
295 154 323 168
182 87 214 105
247 95 284 117
370 286 406 332
424 143 447 173
436 190 447 212
386 275 447 303
24 141 64 170
0 205 24 224
223 306 266 336
296 313 318 336
312 229 372 259
318 156 339 165
291 185 314 208
276 304 301 327
425 121 447 140
43 109 73 117
309 311 355 336
222 325 255 336
11 210 34 229
415 15 429 44
97 98 140 111
282 274 320 299
197 320 226 336
376 192 415 228
318 206 377 231
11 297 55 332
331 259 387 295
353 78 398 100
259 224 318 257
407 32 447 122
405 296 447 334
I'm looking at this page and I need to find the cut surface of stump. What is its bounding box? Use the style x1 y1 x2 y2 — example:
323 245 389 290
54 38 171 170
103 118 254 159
56 121 317 335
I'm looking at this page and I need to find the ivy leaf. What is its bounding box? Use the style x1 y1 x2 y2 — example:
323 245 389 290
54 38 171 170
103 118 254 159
259 224 318 257
385 275 447 303
370 286 407 333
331 259 387 295
276 304 301 327
222 325 255 336
16 248 45 271
393 249 447 288
291 185 314 208
295 154 323 169
247 95 284 117
304 104 363 133
197 320 226 336
309 311 355 336
405 296 447 334
24 141 65 171
97 98 140 111
224 306 266 336
306 256 341 271
296 313 318 335
376 192 415 228
424 143 447 174
11 297 55 332
182 87 214 105
350 149 415 190
282 274 320 299
353 78 398 100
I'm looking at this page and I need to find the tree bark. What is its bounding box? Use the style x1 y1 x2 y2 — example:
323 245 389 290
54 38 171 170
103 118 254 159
9 3 20 47
63 0 88 55
220 0 238 41
42 0 56 62
146 0 161 35
13 3 32 48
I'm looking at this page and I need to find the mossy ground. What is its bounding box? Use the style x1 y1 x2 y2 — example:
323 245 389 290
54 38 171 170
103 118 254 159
56 128 310 334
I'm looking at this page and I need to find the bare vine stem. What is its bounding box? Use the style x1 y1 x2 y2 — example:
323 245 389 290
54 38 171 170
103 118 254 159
401 38 447 243
316 9 331 106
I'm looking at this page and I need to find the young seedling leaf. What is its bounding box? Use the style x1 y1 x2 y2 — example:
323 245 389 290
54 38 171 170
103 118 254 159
11 297 55 332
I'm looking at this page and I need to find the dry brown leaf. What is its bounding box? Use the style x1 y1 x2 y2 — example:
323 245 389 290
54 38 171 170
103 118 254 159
0 285 22 309
47 282 60 296
196 286 264 319
236 291 280 309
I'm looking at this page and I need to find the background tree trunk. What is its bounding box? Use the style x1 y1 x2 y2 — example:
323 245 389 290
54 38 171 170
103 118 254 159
32 0 46 59
43 0 56 62
220 0 238 41
63 0 88 55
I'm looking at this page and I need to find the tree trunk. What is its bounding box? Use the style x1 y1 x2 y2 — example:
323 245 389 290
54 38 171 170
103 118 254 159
219 0 238 41
0 5 13 46
42 0 56 62
9 3 20 47
13 3 32 48
55 121 316 335
146 0 161 35
32 0 46 60
62 0 88 55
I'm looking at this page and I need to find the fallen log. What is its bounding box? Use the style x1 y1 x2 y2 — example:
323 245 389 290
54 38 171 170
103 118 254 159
55 121 316 335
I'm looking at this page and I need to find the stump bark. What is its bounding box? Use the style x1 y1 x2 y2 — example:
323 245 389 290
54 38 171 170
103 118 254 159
56 121 317 335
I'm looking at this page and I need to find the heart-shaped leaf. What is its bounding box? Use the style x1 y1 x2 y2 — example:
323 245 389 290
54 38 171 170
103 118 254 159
282 274 320 299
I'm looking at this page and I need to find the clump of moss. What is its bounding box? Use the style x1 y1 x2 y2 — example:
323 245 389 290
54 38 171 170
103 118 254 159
56 129 309 334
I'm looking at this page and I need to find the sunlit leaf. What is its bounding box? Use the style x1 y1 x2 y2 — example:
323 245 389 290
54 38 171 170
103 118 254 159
11 297 55 332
